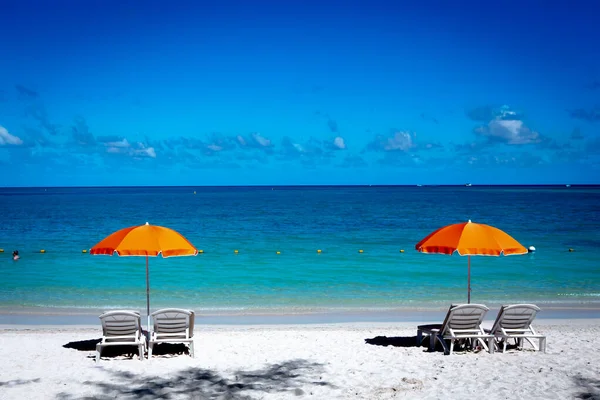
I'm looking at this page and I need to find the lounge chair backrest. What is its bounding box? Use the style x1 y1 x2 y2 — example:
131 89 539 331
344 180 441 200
490 304 541 333
99 310 141 342
440 304 489 335
151 308 194 338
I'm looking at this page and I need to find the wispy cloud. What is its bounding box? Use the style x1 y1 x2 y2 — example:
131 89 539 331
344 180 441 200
0 126 24 146
422 142 443 150
102 138 156 158
465 152 545 167
278 136 335 167
466 105 523 122
236 132 273 150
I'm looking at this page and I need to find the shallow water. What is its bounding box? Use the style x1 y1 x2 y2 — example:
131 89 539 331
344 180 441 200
1 185 599 313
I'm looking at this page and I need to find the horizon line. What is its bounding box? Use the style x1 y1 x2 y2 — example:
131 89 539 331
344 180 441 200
1 183 599 189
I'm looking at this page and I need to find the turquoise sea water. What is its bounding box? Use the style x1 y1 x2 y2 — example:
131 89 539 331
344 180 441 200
0 186 599 314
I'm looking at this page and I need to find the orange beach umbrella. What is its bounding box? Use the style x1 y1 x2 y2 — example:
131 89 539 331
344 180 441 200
90 222 198 329
415 220 527 303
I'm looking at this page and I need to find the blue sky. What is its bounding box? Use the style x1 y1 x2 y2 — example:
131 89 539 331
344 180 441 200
1 0 599 186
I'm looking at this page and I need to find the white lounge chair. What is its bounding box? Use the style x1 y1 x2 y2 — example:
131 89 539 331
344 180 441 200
487 304 546 352
148 308 195 358
96 310 145 362
417 304 495 355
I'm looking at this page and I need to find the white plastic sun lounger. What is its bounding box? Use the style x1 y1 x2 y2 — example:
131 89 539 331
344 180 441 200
487 304 546 352
148 308 195 358
417 304 495 355
96 310 145 362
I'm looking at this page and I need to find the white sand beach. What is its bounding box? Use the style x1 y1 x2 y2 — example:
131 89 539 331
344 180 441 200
1 319 600 399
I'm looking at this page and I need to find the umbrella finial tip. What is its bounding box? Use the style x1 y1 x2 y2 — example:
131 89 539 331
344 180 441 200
145 222 149 225
468 219 472 223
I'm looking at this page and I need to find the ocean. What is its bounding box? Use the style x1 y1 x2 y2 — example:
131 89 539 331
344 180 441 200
1 185 599 316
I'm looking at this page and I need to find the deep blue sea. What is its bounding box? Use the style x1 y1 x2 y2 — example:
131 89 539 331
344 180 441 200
1 186 599 314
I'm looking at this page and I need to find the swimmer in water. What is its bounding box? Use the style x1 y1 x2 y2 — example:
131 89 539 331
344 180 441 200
13 250 19 260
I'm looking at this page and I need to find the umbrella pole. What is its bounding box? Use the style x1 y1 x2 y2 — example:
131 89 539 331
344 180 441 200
146 255 150 332
467 255 471 304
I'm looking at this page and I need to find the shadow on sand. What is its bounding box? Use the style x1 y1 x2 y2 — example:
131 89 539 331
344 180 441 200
0 378 41 387
364 335 482 353
365 335 429 349
63 338 191 360
365 335 498 353
574 376 600 400
56 359 332 399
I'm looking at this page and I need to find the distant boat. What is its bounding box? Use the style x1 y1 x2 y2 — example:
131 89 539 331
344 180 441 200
465 183 472 187
416 184 423 187
566 184 571 188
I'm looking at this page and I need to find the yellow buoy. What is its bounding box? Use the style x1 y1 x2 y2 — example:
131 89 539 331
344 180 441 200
193 191 196 194
358 249 364 253
82 249 87 253
317 249 322 253
400 249 405 253
234 249 239 254
199 249 204 254
0 248 4 253
40 249 46 253
276 251 281 255
568 248 574 252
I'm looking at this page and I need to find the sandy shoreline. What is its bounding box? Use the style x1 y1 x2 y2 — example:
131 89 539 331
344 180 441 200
2 319 600 399
2 303 600 326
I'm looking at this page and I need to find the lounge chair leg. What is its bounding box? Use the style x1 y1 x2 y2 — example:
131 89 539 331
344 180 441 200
525 337 538 351
189 341 194 358
487 337 494 354
539 337 546 353
416 330 422 347
139 344 144 361
148 342 153 359
429 334 435 351
95 345 102 363
476 338 489 352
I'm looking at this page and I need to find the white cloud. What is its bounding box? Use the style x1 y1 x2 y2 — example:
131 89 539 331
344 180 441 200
104 138 156 158
484 119 540 144
333 136 346 149
384 131 414 151
138 147 156 158
0 126 24 146
207 144 223 152
106 147 121 154
106 138 130 148
472 105 540 145
252 133 271 147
